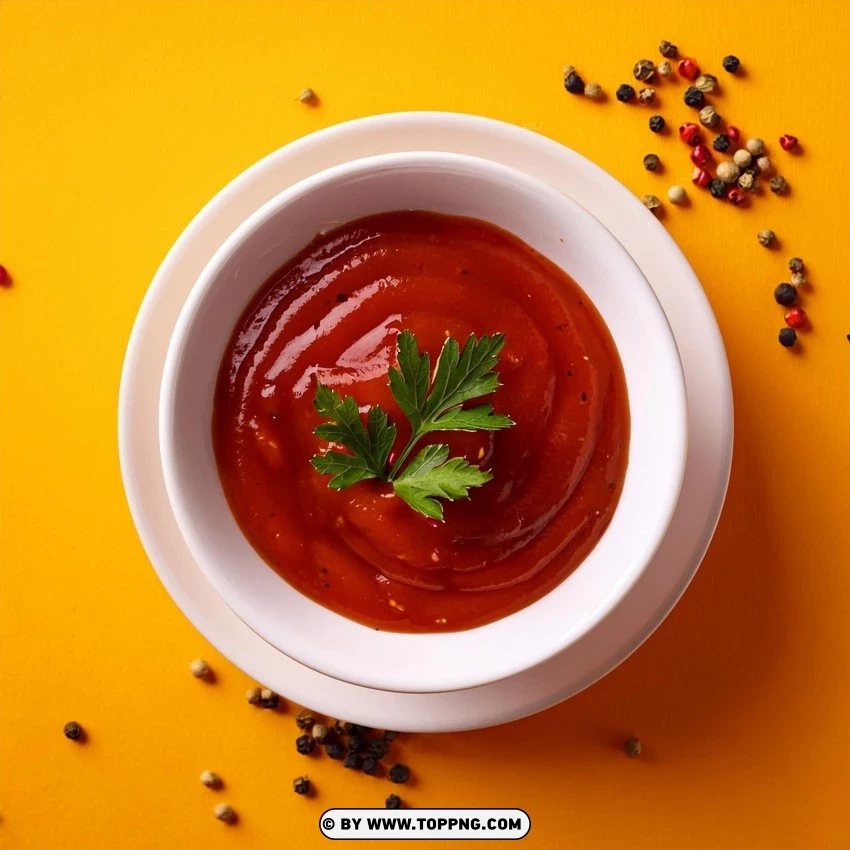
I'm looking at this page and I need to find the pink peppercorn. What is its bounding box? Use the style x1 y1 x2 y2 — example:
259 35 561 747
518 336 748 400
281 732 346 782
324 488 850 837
677 58 700 80
0 265 9 288
784 307 808 329
727 126 741 142
727 188 747 206
692 167 711 188
779 134 799 151
679 122 702 146
690 144 711 167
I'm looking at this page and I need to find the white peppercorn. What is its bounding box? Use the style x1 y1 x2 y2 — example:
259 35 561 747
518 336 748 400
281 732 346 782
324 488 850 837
699 105 720 128
298 88 316 103
791 272 807 287
738 171 757 192
716 161 740 184
746 137 765 156
214 803 235 823
733 149 752 168
639 87 655 104
667 185 686 204
312 723 329 742
758 229 776 247
642 194 661 210
695 74 718 93
189 659 210 678
201 771 221 788
658 61 672 77
246 686 262 705
584 82 602 99
756 156 771 173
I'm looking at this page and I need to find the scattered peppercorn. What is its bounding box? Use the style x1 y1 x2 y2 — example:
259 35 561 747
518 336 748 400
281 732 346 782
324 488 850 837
0 265 10 288
779 134 799 151
746 137 765 156
333 721 352 736
698 105 719 128
64 721 83 741
679 123 702 146
312 723 329 742
348 734 366 753
246 687 262 705
756 156 771 173
584 82 602 99
295 709 315 730
201 770 221 788
727 188 747 206
774 283 797 306
642 194 661 211
722 55 740 74
616 84 636 102
667 185 686 204
769 175 788 194
732 149 752 169
639 87 655 104
369 738 390 759
294 776 311 795
298 88 316 104
791 272 807 287
260 688 280 709
643 153 661 172
690 144 711 166
778 327 798 347
388 764 411 784
348 725 371 737
684 86 705 108
363 757 380 776
698 74 719 94
658 61 673 77
386 794 402 809
758 229 776 247
713 134 731 152
677 58 699 79
214 803 236 824
564 71 584 94
649 115 665 133
383 731 400 742
343 752 362 770
296 734 317 755
624 737 642 758
633 59 656 81
189 659 210 678
785 307 808 329
788 257 804 273
326 741 345 760
738 171 757 192
692 167 712 188
709 178 728 199
717 161 740 184
659 40 678 59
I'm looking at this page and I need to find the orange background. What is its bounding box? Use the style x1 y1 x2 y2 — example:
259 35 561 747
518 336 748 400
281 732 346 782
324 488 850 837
1 1 849 848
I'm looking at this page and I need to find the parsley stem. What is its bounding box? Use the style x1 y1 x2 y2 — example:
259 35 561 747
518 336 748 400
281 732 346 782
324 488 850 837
388 430 425 480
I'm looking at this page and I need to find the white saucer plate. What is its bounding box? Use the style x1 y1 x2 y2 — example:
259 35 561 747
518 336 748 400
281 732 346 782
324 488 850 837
118 112 733 732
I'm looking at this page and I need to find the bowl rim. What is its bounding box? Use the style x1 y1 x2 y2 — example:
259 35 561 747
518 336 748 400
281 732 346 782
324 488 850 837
159 149 689 693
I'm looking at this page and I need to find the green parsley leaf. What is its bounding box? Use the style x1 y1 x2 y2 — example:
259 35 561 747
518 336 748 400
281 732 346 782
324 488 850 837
391 444 493 521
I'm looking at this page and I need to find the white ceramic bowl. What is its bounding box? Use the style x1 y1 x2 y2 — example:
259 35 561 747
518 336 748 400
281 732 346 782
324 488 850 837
160 151 687 694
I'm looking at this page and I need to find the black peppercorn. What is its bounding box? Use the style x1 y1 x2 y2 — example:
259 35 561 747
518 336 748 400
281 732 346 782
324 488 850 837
369 738 390 759
348 734 365 753
383 731 400 742
659 40 678 59
649 115 665 134
362 757 379 776
348 725 370 737
713 134 731 153
684 87 705 108
774 283 797 306
293 776 311 795
564 72 584 94
709 178 727 199
624 737 643 758
386 794 402 809
343 752 362 770
779 328 797 347
616 84 636 103
388 764 411 784
64 721 83 741
325 741 345 760
296 734 316 755
722 55 740 74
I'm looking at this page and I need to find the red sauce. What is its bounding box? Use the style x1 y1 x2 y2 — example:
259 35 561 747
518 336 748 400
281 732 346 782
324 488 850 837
212 211 629 632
